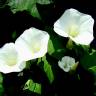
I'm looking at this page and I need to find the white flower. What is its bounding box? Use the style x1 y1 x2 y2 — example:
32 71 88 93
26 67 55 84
0 43 26 74
15 27 49 61
58 56 77 72
54 8 94 45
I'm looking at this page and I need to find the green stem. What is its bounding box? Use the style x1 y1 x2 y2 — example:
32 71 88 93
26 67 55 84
66 38 74 50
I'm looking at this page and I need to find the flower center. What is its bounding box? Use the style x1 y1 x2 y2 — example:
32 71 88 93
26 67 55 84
28 42 41 57
29 41 41 55
7 59 17 66
4 54 18 66
68 25 79 38
63 63 68 69
33 43 41 53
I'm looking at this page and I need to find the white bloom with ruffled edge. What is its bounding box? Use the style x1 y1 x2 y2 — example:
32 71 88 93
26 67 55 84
54 8 94 45
0 43 26 74
58 56 77 72
15 27 49 61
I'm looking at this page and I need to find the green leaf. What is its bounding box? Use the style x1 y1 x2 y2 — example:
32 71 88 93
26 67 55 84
80 52 96 72
0 84 4 96
48 38 66 59
52 48 66 60
23 79 41 94
89 49 96 55
34 83 41 94
89 66 96 73
30 4 40 19
45 27 67 59
25 60 37 69
0 73 4 96
0 0 8 8
8 0 52 19
37 58 42 65
81 45 90 52
42 56 54 83
0 73 3 84
8 0 40 19
37 0 53 4
12 31 17 39
48 39 55 55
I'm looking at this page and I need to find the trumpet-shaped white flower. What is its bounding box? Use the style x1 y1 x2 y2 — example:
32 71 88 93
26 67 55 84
0 43 26 74
58 56 77 72
15 27 49 61
54 8 94 45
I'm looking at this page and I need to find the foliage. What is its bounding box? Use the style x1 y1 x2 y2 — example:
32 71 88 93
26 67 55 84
0 0 95 96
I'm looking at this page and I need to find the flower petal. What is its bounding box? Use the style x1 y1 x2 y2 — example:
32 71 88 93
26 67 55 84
54 20 68 37
58 61 70 72
62 56 75 67
0 43 26 74
0 43 18 66
54 8 81 37
70 31 94 45
58 56 76 72
0 60 26 74
15 27 49 61
54 8 94 45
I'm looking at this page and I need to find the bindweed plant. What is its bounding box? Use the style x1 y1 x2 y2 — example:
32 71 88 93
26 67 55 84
0 0 96 96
